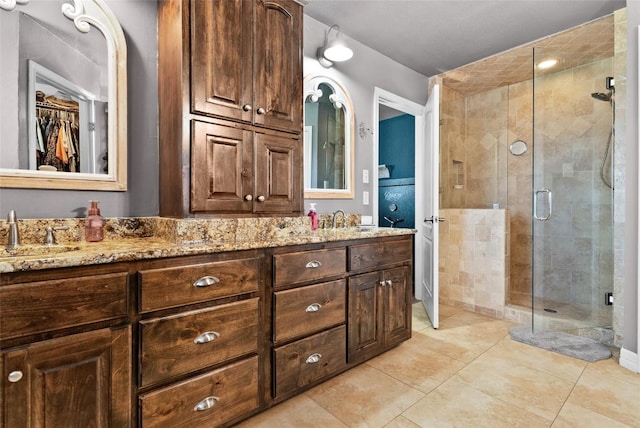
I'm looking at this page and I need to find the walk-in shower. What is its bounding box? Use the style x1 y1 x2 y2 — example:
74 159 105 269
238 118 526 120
436 11 625 346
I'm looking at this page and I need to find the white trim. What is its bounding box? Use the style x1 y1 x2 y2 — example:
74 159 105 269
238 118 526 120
373 87 425 298
619 347 639 373
635 25 640 372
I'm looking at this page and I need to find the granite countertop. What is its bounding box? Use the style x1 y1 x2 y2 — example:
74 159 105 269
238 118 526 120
0 216 415 273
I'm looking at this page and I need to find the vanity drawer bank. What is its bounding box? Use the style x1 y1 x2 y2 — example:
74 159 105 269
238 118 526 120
0 223 414 427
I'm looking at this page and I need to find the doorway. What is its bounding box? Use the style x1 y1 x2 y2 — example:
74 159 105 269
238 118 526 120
373 88 425 299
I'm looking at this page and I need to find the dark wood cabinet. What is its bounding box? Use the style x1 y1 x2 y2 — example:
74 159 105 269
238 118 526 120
348 238 413 364
191 121 301 214
190 0 301 134
159 0 303 216
348 266 411 364
1 326 131 428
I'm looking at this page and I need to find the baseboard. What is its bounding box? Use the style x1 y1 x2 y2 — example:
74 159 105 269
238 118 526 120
619 347 639 373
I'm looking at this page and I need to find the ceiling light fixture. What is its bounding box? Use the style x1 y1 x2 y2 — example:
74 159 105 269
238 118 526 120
317 24 353 68
537 59 557 70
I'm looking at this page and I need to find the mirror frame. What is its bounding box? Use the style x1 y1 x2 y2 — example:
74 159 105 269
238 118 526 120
0 0 127 191
303 74 354 199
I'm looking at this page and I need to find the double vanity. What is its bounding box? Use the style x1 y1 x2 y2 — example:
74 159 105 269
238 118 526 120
0 216 414 427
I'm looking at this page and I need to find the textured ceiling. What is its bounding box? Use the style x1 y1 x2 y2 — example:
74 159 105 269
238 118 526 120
304 0 625 78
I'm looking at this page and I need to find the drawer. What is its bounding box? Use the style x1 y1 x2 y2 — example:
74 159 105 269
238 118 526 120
139 298 258 387
140 356 259 428
273 279 346 343
0 272 128 340
138 257 260 312
349 237 412 272
274 325 346 397
273 247 346 288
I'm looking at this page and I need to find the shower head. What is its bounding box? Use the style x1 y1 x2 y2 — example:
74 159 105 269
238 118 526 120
591 91 612 102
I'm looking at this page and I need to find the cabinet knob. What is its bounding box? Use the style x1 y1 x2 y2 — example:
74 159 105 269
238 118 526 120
193 396 219 412
305 353 322 364
305 303 322 312
257 195 266 202
386 280 393 286
305 260 322 269
244 194 253 201
256 107 266 115
242 104 252 112
8 371 23 383
379 281 386 286
194 331 220 344
193 276 220 288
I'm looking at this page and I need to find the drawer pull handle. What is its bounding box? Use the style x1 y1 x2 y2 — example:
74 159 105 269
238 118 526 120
305 260 322 269
194 396 219 412
305 353 322 364
306 303 322 313
194 331 220 344
193 276 220 288
8 371 23 383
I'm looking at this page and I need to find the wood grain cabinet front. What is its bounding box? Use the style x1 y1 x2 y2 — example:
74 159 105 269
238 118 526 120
273 326 346 398
273 247 346 288
139 356 259 428
0 271 128 341
273 279 346 344
138 256 260 312
1 326 131 428
139 298 259 388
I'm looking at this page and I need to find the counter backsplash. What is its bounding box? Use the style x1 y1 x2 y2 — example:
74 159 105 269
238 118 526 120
0 214 361 246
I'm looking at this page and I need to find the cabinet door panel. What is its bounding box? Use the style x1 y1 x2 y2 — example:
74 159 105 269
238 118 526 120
348 272 382 363
254 132 302 213
383 266 412 347
191 121 253 213
191 0 253 122
254 0 302 133
2 327 131 428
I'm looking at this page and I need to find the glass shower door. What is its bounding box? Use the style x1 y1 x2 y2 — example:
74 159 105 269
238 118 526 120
531 46 614 333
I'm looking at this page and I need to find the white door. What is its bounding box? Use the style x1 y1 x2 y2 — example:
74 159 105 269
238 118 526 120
421 85 440 328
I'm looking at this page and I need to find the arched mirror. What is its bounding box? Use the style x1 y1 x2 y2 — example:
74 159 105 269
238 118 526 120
304 75 354 199
0 0 127 191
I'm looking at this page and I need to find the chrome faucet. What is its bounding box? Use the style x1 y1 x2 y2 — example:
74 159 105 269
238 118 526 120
332 209 346 229
6 210 20 249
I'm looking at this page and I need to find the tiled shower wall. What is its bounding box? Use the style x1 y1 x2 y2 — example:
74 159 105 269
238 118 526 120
438 209 510 318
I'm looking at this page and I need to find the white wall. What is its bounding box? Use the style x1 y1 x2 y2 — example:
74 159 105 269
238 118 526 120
623 1 639 360
303 15 429 216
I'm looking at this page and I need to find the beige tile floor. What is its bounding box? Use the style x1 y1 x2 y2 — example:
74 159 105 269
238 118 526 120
237 303 640 427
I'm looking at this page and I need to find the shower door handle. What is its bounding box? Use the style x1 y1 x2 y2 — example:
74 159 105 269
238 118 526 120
533 188 552 221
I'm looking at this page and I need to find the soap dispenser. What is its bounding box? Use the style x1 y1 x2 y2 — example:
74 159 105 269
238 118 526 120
307 203 319 230
85 200 104 242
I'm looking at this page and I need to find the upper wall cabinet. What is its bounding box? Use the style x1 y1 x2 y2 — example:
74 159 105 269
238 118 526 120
158 0 303 217
190 0 302 134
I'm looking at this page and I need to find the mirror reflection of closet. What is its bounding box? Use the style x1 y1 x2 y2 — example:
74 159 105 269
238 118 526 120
0 0 127 191
303 75 354 199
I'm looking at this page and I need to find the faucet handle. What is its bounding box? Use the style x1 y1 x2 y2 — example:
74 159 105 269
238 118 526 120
44 226 69 245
